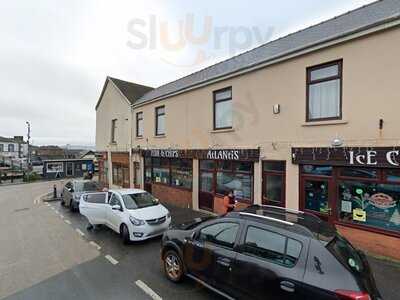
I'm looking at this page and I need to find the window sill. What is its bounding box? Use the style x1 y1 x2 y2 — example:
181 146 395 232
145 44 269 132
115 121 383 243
210 128 235 134
135 136 144 140
109 142 117 145
154 134 166 139
302 120 348 127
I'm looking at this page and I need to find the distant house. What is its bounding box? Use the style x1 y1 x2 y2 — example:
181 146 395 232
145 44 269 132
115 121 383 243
0 136 28 159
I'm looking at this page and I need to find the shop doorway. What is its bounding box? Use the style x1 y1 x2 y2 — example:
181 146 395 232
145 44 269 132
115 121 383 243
299 165 336 223
199 171 214 211
66 162 74 177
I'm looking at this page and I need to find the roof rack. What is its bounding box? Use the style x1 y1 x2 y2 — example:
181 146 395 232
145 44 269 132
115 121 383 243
239 212 294 226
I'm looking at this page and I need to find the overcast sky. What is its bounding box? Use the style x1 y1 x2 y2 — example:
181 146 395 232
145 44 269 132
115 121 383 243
0 0 375 146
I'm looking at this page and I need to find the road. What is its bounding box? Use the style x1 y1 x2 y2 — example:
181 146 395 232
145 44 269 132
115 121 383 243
0 181 221 300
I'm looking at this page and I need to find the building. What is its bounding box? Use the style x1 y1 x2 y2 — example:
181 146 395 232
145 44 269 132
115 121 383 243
0 136 28 160
96 0 400 259
42 159 94 179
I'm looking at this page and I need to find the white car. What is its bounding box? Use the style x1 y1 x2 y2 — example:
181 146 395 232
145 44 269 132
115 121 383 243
79 189 171 244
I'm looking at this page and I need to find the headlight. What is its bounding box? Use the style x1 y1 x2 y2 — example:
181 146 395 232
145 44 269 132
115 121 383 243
129 216 145 226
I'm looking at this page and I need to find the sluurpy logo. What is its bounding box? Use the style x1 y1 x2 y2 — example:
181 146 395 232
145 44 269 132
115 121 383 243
127 14 274 68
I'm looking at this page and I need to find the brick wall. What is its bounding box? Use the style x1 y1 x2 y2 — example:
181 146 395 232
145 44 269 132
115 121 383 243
151 184 192 209
337 225 400 260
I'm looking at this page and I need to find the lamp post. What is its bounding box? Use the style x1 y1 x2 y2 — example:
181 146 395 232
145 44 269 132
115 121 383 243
26 121 31 171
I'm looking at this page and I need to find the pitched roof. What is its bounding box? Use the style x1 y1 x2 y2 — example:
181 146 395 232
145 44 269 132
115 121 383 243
95 77 153 110
0 136 27 144
135 0 400 105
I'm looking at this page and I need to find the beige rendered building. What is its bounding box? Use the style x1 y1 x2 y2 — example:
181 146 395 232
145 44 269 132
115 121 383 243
96 0 400 259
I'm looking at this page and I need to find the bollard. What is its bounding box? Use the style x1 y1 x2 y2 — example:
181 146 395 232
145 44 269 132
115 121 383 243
53 184 57 199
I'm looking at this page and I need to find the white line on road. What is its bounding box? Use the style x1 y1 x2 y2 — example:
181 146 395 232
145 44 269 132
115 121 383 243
76 228 85 237
59 214 64 219
65 220 71 225
105 255 118 265
135 280 162 300
89 241 101 250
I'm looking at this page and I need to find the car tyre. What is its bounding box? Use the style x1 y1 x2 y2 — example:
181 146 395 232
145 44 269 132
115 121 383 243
120 224 131 245
163 250 184 283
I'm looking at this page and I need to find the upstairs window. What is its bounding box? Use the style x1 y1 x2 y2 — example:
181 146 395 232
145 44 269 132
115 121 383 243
136 112 143 137
111 119 117 143
155 106 165 136
8 144 15 152
214 87 232 130
307 60 342 121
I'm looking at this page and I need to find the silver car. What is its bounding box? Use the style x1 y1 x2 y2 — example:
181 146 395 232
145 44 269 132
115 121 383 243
61 180 100 212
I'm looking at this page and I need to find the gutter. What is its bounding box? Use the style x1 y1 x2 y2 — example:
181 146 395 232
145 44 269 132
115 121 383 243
132 15 400 109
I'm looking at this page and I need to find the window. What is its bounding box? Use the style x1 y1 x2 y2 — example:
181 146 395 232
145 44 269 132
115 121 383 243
200 160 254 202
263 161 286 207
307 60 342 121
85 193 107 204
155 106 165 136
109 193 121 206
0 144 3 152
112 163 128 187
214 87 232 130
243 226 302 267
8 144 15 152
199 222 239 249
136 112 143 137
47 162 63 173
145 157 193 190
111 119 117 143
304 179 330 214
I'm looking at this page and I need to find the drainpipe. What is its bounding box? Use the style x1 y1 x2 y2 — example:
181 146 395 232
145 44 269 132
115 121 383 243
129 105 134 188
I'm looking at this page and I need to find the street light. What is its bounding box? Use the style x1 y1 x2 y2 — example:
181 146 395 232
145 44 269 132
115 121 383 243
26 121 31 170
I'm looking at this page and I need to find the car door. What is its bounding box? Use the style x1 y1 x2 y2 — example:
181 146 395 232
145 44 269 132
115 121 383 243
231 222 307 300
79 192 108 225
106 193 124 232
183 220 241 298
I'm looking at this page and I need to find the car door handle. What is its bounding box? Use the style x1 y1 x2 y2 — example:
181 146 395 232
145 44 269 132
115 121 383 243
280 281 295 293
216 258 231 268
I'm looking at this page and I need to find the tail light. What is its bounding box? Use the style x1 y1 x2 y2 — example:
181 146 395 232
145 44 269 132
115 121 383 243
335 290 371 300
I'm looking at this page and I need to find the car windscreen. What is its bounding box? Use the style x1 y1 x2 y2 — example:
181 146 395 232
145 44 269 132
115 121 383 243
75 181 99 192
122 192 158 209
327 235 365 274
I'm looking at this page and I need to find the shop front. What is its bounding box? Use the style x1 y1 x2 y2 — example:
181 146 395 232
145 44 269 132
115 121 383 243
293 147 400 259
111 152 130 188
142 148 260 212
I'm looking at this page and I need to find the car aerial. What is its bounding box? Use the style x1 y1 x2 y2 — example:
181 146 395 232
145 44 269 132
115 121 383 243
160 205 381 300
79 189 171 244
61 179 101 212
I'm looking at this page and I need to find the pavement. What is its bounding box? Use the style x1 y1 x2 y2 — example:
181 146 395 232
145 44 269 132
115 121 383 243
0 181 399 300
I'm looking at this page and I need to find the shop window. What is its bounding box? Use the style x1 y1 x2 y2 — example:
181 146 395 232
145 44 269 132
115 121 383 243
302 165 332 176
304 179 330 214
155 106 165 136
263 161 286 207
200 160 216 170
200 172 213 192
386 169 400 183
340 168 378 179
307 60 342 121
213 87 232 130
338 180 400 232
145 157 193 190
217 172 252 200
152 158 170 184
171 159 192 189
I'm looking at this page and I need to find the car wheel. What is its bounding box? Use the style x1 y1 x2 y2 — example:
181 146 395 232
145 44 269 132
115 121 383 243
163 250 184 282
120 224 131 245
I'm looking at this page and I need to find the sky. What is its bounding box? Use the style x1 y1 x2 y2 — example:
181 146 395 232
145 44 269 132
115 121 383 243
0 0 376 146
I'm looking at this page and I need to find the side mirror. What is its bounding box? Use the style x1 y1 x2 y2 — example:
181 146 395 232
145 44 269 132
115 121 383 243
111 204 122 211
68 188 74 193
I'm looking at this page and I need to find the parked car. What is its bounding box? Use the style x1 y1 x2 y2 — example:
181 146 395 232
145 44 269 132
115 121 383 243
79 189 171 244
61 180 100 211
160 205 381 300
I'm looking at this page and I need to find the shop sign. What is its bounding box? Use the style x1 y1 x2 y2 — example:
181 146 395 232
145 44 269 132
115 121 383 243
143 148 260 162
292 147 400 168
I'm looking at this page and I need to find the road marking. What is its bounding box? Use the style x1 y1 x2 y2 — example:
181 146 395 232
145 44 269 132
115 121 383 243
76 228 85 237
65 220 71 225
135 280 162 300
89 241 101 250
105 255 118 265
59 214 64 219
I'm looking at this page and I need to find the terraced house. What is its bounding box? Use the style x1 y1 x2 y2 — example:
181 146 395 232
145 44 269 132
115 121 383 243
96 0 400 259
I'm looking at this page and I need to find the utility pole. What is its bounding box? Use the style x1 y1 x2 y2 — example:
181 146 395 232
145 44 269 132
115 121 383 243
26 121 31 171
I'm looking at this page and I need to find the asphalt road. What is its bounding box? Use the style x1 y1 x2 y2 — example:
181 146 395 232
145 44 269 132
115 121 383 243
0 182 222 300
0 182 399 300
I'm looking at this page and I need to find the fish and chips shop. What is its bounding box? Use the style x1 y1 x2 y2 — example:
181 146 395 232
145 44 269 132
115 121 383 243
292 147 400 239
